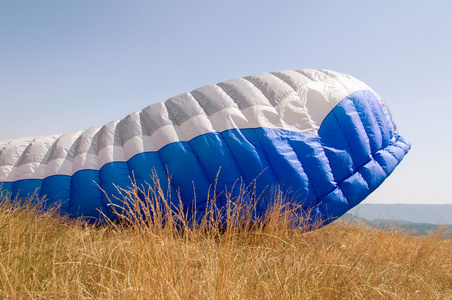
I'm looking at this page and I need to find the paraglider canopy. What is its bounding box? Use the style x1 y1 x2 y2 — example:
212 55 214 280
0 69 410 226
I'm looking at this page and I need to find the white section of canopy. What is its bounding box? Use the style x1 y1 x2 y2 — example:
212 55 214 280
0 69 374 182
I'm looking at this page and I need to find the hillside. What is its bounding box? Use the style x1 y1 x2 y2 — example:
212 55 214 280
371 219 452 237
342 213 452 237
0 196 451 299
348 203 452 224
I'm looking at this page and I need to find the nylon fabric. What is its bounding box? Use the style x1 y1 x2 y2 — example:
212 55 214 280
0 69 410 226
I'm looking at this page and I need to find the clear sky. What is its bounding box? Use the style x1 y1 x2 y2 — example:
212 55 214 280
0 1 451 204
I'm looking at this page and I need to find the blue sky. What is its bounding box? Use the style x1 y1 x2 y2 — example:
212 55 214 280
0 1 451 204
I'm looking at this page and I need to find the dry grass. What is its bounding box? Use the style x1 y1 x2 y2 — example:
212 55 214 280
0 185 451 299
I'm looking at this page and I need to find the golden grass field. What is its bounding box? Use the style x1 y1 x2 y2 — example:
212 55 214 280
0 186 451 299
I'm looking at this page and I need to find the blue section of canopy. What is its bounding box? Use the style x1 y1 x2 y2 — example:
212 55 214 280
0 90 410 225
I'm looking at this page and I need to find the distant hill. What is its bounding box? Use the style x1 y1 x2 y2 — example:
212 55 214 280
341 213 452 237
348 203 452 224
369 219 452 237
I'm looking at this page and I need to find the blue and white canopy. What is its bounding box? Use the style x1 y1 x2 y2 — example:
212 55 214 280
0 69 410 224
